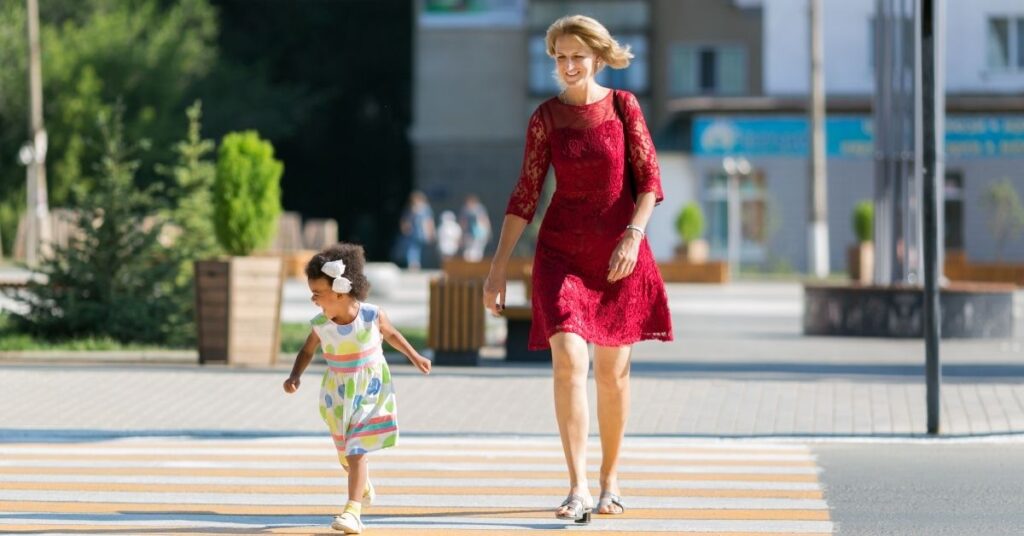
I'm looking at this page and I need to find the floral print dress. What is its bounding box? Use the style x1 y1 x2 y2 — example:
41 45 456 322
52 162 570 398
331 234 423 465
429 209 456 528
312 302 398 461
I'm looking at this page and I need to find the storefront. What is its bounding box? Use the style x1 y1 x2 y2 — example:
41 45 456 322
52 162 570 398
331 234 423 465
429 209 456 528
690 114 1024 272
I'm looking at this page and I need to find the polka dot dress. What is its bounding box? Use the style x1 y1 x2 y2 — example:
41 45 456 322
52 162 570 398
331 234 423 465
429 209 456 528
311 303 398 460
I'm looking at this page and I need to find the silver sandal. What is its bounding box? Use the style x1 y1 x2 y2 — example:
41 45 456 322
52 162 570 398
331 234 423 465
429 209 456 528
597 491 625 515
556 493 593 524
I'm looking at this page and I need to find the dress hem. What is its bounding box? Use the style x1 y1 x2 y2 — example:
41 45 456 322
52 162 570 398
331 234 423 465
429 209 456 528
528 329 674 351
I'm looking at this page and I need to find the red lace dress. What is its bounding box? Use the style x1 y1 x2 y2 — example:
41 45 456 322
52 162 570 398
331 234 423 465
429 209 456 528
505 89 674 350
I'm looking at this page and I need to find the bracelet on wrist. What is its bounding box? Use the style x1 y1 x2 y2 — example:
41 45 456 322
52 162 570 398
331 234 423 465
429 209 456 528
625 224 645 238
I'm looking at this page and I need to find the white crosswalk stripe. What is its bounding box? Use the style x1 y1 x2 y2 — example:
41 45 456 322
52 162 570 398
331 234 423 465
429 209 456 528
0 436 834 534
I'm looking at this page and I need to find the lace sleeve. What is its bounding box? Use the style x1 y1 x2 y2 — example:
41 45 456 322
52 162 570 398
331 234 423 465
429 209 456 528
505 108 551 222
621 92 664 205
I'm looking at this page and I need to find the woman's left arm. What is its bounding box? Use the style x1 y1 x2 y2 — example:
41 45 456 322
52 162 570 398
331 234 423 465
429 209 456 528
608 192 656 283
608 93 664 283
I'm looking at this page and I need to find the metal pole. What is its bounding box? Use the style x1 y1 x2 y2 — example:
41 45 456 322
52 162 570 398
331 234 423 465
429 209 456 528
808 0 829 277
24 0 51 266
873 0 890 285
726 159 741 277
920 0 942 435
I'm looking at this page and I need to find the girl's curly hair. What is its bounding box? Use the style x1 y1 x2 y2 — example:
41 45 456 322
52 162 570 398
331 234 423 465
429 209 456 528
305 243 370 300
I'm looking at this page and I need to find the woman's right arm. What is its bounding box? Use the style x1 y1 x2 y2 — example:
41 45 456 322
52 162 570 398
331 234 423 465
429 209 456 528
484 108 550 315
484 215 528 315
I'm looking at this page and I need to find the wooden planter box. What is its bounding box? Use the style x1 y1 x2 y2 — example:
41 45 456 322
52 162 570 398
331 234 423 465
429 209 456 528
194 257 285 366
657 260 730 283
847 242 874 284
441 257 533 281
945 251 1024 286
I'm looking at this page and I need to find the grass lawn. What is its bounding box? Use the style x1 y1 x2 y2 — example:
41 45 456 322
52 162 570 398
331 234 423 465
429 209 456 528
0 314 427 354
278 323 428 355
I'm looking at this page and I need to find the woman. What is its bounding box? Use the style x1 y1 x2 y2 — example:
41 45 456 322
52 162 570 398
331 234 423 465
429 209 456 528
482 14 673 524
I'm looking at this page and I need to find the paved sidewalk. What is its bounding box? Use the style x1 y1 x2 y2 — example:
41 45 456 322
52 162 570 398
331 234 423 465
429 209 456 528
2 356 1023 438
1 273 1022 439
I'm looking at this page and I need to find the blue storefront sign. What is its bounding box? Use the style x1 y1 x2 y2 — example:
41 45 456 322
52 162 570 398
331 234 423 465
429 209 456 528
693 116 1024 158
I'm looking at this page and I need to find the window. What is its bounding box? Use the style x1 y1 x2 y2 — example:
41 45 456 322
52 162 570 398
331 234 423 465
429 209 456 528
529 33 649 94
944 171 964 250
704 168 767 263
987 16 1024 70
669 44 747 96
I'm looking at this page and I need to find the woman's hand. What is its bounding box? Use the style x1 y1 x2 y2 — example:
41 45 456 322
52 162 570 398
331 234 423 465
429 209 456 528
607 231 642 283
283 375 300 393
483 268 507 316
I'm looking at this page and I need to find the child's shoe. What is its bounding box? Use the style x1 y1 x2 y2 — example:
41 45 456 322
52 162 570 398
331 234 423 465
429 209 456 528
332 500 364 534
331 511 364 534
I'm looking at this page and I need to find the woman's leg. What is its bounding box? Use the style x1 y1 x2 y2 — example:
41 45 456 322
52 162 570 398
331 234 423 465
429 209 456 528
593 344 632 513
406 240 422 270
549 332 592 515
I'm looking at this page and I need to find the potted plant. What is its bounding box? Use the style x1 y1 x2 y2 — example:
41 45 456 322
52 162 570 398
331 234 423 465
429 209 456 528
195 130 285 366
674 201 708 263
848 200 874 284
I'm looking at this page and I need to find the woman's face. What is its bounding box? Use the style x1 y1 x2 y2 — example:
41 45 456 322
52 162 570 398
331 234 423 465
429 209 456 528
553 34 599 89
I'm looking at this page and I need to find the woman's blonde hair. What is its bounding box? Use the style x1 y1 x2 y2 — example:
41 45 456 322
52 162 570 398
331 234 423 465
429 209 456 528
545 15 633 71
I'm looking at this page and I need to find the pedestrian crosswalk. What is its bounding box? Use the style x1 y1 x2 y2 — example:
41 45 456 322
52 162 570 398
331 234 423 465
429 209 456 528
0 436 833 534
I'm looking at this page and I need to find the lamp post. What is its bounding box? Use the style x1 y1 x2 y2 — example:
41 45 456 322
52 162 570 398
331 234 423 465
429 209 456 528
807 0 829 278
723 156 751 276
21 0 51 266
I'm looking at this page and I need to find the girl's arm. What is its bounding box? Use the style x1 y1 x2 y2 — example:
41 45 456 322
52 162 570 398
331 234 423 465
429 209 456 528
283 331 320 393
379 308 431 375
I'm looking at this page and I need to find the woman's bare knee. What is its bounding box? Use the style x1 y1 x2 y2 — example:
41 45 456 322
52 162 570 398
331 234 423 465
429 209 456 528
550 333 589 384
593 346 631 390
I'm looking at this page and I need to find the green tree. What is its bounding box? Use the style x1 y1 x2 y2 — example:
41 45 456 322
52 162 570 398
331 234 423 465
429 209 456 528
10 104 187 344
983 179 1024 260
158 100 220 342
162 100 220 263
213 131 283 256
0 0 218 255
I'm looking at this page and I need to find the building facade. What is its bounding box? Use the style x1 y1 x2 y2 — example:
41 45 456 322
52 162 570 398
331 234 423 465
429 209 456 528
413 0 1024 270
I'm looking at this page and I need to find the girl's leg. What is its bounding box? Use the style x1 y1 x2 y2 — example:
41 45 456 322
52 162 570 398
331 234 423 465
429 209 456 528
549 332 592 516
346 453 368 503
332 454 368 532
592 344 631 513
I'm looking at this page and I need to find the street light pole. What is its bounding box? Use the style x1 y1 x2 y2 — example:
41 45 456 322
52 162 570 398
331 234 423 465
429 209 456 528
22 0 51 266
808 0 829 277
920 0 944 435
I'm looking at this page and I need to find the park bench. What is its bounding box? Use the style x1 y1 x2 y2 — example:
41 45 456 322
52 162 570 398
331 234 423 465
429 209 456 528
427 258 544 365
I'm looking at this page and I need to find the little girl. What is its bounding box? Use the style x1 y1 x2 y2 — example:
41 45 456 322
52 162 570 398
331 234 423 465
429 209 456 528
284 243 431 534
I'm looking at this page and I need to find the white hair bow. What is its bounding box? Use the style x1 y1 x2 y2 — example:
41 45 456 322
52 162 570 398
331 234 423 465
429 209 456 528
321 260 353 294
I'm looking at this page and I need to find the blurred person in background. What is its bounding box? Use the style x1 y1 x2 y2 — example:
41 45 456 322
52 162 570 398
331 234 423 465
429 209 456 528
437 210 463 261
399 191 435 270
460 194 492 262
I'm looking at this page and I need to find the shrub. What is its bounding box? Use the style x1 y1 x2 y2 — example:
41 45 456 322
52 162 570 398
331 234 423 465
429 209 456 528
675 202 704 243
853 201 873 243
213 131 283 256
9 105 187 344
